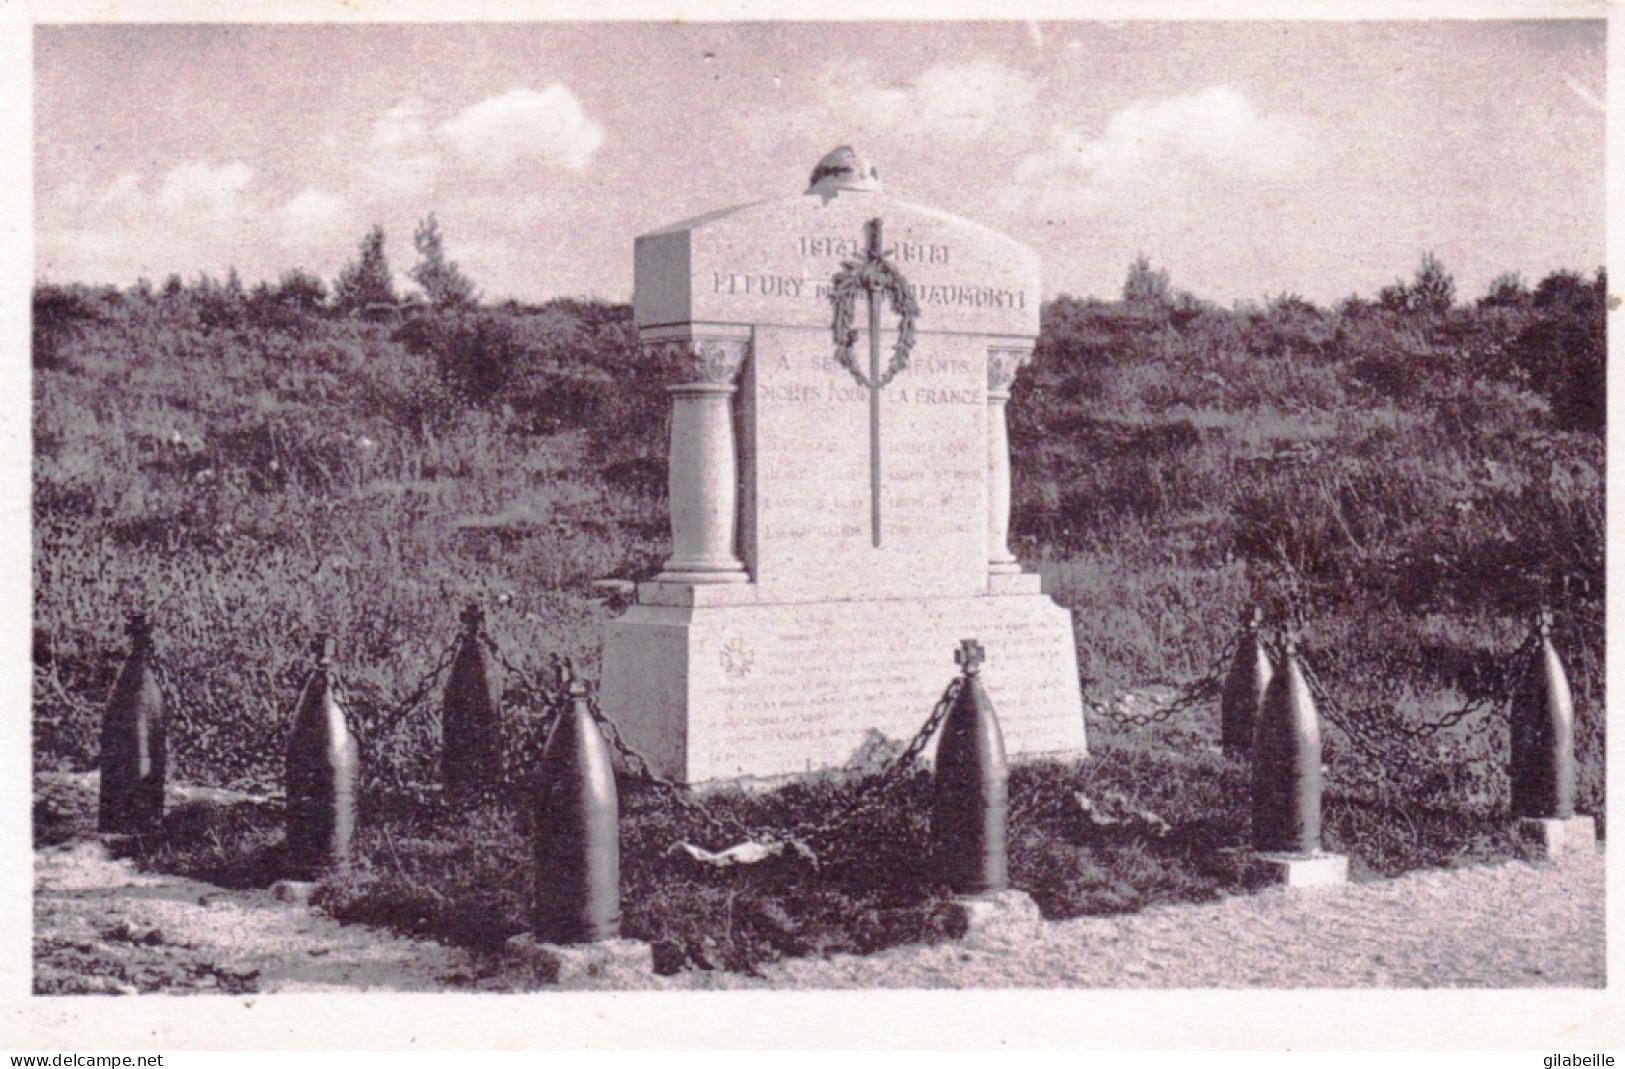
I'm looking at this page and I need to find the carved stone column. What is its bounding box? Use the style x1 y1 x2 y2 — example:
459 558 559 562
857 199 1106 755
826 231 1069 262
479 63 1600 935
986 346 1032 576
655 336 751 583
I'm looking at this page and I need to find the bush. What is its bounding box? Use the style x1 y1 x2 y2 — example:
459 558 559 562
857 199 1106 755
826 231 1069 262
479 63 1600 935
397 308 527 404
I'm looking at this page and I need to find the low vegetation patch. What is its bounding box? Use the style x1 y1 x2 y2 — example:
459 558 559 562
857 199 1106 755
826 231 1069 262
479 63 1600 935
84 703 1545 979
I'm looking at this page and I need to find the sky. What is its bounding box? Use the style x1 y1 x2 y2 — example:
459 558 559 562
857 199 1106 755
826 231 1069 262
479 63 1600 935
33 19 1606 307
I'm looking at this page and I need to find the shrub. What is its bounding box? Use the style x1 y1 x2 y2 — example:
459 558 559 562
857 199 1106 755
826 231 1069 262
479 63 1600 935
333 225 397 315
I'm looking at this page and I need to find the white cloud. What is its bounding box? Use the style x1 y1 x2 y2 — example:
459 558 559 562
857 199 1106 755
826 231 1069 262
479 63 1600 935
155 160 255 220
345 87 604 203
94 173 145 215
841 57 1039 146
1005 86 1314 214
437 86 604 173
36 83 607 289
279 189 350 248
36 160 354 286
357 102 443 199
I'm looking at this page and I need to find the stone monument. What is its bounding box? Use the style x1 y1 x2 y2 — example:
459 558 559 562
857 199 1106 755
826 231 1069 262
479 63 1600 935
599 147 1086 783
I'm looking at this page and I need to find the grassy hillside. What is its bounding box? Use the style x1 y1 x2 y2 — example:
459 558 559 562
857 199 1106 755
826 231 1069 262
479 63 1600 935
32 259 1605 816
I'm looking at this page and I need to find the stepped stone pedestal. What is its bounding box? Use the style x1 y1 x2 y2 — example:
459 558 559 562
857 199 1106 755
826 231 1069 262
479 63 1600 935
599 148 1086 784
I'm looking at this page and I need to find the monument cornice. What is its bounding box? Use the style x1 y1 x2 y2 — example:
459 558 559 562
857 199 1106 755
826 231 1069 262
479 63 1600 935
642 334 752 387
986 345 1034 399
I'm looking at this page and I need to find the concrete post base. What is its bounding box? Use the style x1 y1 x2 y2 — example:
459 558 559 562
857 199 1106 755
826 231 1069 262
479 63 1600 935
951 889 1043 944
1253 851 1350 888
1514 815 1597 862
505 933 654 984
269 880 318 906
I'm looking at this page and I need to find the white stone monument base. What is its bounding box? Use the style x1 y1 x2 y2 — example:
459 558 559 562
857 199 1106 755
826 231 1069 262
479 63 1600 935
1513 815 1597 861
1253 851 1350 888
505 934 655 984
599 584 1087 783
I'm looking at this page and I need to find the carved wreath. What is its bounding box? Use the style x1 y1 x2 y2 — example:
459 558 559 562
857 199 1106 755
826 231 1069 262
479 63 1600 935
828 219 921 390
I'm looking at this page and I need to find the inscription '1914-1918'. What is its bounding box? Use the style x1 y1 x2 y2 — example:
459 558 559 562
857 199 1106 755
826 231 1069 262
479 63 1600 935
800 235 950 264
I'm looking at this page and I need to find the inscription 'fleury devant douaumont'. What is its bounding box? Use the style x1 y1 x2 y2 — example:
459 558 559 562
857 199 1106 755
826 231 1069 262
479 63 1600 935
713 270 1029 310
599 145 1086 783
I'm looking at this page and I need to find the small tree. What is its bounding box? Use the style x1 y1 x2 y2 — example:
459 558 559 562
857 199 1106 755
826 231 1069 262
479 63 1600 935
1122 256 1172 310
1380 252 1456 316
275 268 329 313
410 214 477 307
1479 272 1530 311
1410 252 1456 316
333 225 397 314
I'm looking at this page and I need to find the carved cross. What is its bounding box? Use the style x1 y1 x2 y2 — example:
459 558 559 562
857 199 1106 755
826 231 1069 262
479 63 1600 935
860 218 886 548
955 638 986 676
829 216 917 548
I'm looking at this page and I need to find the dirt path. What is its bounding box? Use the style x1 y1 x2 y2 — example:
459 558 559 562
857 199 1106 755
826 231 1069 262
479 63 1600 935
33 841 474 994
34 837 1604 993
729 850 1606 988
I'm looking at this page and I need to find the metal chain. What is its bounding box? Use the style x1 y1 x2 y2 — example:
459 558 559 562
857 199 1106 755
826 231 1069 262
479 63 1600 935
324 672 371 750
496 688 566 799
1295 625 1542 779
149 652 286 790
1296 655 1428 777
473 628 574 798
795 676 963 854
94 599 1575 824
163 633 460 795
478 632 566 716
1093 629 1242 728
149 654 253 747
339 634 463 752
580 689 753 845
1388 629 1539 741
581 675 965 856
880 676 963 786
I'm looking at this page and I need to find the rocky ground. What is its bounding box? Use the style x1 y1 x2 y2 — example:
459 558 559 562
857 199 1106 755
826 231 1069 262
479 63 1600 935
32 772 1606 993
